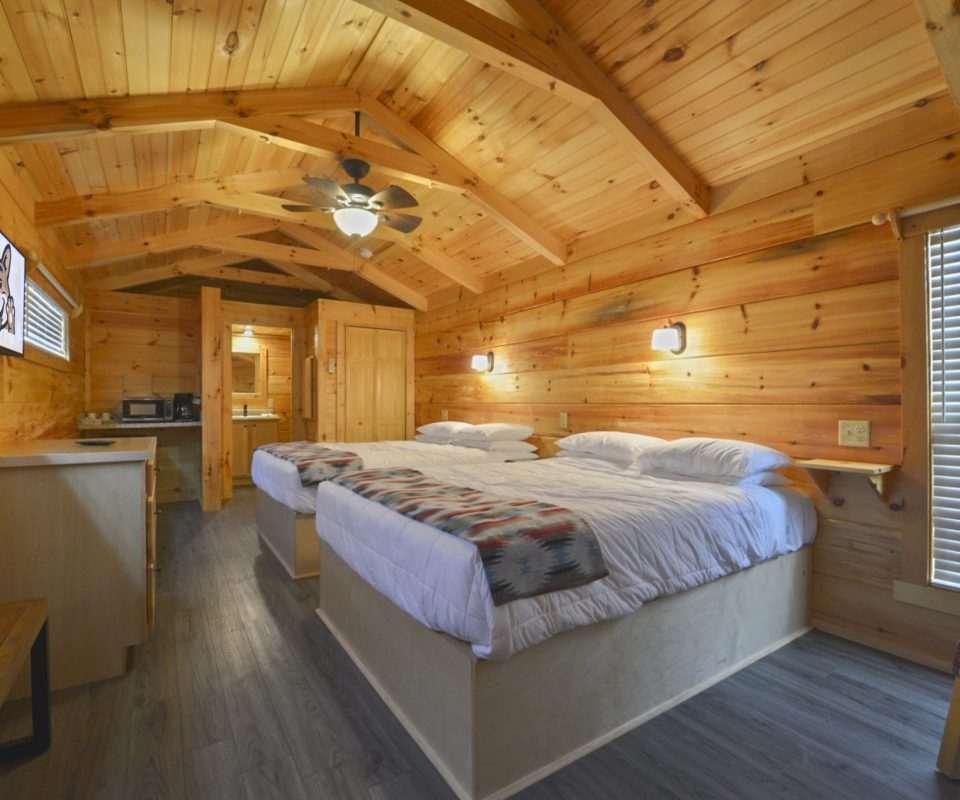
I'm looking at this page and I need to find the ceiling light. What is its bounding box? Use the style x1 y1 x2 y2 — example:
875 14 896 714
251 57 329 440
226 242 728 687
243 325 254 337
333 207 378 239
651 322 686 354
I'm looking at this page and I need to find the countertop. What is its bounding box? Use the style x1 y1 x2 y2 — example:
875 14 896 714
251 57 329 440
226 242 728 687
231 414 281 421
0 437 157 468
78 420 202 431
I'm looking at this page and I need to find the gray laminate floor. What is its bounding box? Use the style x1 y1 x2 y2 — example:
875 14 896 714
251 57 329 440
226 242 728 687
0 488 957 800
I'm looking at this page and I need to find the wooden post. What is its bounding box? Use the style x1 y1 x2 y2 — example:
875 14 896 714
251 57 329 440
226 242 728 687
201 286 223 511
221 318 233 501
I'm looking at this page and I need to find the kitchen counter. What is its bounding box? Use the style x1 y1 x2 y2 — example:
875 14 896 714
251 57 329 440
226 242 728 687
0 437 157 468
79 420 202 430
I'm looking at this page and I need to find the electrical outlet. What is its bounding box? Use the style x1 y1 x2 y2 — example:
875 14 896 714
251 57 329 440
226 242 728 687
559 411 569 430
838 420 871 448
441 409 449 421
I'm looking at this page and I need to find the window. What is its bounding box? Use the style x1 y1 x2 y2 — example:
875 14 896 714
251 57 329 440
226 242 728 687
929 223 960 589
24 278 69 360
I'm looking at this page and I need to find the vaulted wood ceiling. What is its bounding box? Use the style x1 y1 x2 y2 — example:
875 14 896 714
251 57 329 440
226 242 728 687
0 0 955 309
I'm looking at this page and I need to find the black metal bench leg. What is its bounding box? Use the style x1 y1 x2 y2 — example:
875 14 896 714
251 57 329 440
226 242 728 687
0 620 51 762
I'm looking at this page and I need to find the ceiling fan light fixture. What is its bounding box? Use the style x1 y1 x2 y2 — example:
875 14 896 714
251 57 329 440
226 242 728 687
333 207 378 239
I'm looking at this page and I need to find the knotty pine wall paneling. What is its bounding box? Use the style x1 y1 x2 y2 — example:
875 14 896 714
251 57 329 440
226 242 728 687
0 156 84 442
85 290 200 413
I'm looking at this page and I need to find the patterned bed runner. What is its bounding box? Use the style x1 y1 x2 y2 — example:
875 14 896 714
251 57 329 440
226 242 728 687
257 441 363 487
331 467 609 606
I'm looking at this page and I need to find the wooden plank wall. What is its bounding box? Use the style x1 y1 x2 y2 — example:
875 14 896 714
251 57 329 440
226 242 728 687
0 157 84 442
85 290 200 412
231 331 292 441
417 222 901 462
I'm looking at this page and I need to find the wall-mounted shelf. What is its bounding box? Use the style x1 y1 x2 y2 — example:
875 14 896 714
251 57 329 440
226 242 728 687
796 458 895 499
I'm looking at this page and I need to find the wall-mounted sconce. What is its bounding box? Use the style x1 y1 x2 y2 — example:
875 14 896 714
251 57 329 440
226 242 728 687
243 324 254 337
471 352 494 372
651 322 686 355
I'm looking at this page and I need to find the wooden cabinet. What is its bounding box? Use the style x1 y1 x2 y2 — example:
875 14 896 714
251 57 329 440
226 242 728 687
0 438 156 692
344 326 406 442
232 418 280 481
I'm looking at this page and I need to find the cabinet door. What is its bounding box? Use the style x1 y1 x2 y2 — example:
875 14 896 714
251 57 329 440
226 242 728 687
249 420 279 452
375 329 406 441
232 422 250 478
344 326 377 442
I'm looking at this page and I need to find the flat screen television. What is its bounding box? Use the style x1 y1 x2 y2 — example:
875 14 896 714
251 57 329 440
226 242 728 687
0 227 25 357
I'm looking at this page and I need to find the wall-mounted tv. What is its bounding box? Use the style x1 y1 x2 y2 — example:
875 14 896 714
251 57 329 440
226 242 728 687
0 228 25 357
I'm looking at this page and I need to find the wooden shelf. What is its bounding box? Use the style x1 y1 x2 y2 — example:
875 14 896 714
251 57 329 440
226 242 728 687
796 458 895 499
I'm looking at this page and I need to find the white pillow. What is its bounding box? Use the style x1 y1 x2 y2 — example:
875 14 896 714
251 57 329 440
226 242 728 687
454 423 534 442
556 431 665 464
644 469 789 487
455 440 537 453
641 437 792 479
417 421 474 438
414 434 452 445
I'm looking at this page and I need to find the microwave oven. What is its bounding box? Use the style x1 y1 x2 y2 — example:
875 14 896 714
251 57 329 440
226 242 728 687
120 397 173 422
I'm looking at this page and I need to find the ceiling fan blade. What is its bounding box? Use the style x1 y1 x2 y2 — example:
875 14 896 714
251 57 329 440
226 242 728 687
282 203 335 213
303 176 349 204
368 185 419 210
379 212 422 234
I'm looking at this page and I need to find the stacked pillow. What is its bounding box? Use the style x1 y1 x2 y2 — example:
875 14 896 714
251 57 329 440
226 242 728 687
555 432 791 486
639 437 792 486
415 421 537 456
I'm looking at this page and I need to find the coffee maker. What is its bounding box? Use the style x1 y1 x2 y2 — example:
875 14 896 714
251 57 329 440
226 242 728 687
173 392 195 421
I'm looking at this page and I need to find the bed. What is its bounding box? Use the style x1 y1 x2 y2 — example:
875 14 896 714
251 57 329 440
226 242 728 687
313 454 816 799
252 439 537 579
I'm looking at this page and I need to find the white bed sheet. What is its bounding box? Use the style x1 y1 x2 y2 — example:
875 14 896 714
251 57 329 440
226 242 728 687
314 457 816 660
252 440 536 515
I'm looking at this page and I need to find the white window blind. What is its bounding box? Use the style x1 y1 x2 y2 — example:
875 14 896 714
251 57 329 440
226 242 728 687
24 278 69 360
929 223 960 589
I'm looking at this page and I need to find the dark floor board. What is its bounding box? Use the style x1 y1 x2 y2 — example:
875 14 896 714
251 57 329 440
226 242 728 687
0 487 956 800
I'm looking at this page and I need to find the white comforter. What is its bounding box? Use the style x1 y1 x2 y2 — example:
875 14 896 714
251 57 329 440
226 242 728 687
314 457 816 660
252 440 536 515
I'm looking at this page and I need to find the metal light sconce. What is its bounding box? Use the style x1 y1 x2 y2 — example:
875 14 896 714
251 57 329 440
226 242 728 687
471 352 494 372
651 322 686 355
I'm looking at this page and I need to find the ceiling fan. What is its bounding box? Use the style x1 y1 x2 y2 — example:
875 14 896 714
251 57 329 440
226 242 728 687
282 157 423 240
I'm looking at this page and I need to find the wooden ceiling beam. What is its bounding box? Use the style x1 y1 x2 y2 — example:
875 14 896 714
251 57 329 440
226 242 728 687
206 235 357 272
260 260 359 302
278 223 429 310
35 168 305 226
83 254 245 290
360 98 567 266
0 86 360 144
354 0 709 217
66 216 276 269
914 0 960 108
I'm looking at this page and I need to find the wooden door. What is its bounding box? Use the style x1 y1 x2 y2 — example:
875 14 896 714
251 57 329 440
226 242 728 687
249 420 279 452
344 326 406 442
375 329 406 440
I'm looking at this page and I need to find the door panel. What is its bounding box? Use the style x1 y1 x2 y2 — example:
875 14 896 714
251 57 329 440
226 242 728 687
344 326 406 442
376 330 406 440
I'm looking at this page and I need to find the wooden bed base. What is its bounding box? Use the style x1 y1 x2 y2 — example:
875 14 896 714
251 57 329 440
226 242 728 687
255 489 319 579
317 542 812 800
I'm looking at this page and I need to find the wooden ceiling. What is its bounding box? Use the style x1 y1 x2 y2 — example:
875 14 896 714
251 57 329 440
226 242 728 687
0 0 955 309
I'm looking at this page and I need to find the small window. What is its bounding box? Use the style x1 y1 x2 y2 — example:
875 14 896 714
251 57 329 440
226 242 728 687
24 278 69 360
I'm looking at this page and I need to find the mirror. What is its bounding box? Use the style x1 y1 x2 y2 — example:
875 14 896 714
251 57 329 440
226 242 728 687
232 352 260 394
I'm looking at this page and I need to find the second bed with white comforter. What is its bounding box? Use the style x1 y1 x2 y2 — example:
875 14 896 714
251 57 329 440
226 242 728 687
315 456 816 660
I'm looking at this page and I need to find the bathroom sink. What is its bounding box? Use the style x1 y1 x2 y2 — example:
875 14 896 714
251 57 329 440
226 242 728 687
232 413 280 420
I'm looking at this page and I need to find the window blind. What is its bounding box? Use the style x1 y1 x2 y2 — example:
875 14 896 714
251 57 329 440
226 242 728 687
929 223 960 590
24 278 69 360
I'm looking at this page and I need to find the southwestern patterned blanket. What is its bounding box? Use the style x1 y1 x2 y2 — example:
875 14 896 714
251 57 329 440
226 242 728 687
331 467 609 606
257 441 363 487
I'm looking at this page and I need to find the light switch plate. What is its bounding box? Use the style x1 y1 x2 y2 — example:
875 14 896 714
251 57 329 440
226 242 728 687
441 409 449 421
327 358 336 374
559 411 569 430
838 420 870 447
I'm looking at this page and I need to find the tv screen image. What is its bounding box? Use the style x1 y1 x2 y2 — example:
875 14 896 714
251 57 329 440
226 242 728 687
0 228 25 357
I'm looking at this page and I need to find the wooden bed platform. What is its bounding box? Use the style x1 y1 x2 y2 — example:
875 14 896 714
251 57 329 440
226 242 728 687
255 489 319 579
317 542 812 800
